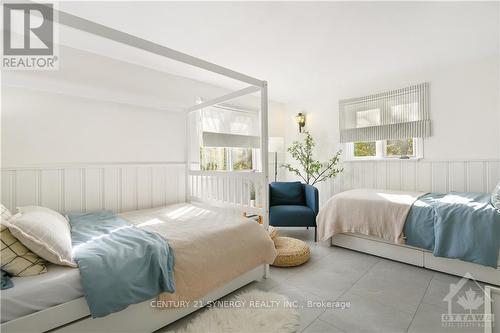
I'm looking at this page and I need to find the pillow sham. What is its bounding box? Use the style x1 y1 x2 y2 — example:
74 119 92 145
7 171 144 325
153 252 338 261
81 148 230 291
1 204 47 276
492 181 500 211
6 206 76 267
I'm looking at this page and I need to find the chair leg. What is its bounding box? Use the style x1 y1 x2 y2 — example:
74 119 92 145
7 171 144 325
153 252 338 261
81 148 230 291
314 227 317 242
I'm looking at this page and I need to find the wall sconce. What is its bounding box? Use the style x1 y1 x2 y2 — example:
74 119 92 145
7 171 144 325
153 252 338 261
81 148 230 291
295 112 306 132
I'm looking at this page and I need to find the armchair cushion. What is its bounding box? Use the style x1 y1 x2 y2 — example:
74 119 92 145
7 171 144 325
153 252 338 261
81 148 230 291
270 205 316 227
270 182 305 206
303 184 319 215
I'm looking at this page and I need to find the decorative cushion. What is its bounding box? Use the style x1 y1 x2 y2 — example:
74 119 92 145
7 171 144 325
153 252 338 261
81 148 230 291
270 182 305 206
272 237 310 267
270 205 315 227
492 181 500 211
6 206 76 267
1 204 47 276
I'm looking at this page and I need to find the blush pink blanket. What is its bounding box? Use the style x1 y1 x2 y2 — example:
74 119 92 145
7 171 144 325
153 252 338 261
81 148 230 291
317 189 425 243
120 203 276 306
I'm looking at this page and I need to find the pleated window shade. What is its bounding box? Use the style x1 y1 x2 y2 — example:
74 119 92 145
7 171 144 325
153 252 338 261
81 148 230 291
339 83 430 143
202 105 260 148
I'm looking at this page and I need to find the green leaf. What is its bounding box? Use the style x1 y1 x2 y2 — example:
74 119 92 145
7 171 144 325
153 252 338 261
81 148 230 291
280 131 343 185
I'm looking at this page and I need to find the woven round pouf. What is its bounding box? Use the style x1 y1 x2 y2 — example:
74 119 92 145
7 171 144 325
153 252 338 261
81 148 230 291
272 237 310 267
268 226 278 241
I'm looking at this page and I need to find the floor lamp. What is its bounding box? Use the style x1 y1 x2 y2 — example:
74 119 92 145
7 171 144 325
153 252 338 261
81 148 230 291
268 137 285 182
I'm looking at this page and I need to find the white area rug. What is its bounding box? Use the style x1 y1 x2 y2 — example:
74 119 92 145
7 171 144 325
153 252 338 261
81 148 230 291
170 290 300 333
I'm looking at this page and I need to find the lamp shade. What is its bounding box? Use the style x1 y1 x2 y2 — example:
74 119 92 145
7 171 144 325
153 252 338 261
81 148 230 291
268 137 285 153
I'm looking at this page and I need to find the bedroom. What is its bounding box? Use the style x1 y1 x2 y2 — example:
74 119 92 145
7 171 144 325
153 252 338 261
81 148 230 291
0 1 499 333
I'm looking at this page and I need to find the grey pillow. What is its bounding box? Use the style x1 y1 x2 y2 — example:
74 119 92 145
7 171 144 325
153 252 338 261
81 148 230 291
492 181 500 211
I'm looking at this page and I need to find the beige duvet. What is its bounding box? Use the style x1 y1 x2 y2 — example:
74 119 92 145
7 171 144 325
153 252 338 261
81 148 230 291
317 189 425 244
120 203 276 306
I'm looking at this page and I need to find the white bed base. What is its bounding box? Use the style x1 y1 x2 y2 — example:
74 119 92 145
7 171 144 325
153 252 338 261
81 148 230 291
331 233 500 286
1 265 266 333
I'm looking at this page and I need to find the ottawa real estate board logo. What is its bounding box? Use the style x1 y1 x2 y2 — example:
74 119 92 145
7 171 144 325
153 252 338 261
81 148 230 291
2 2 58 70
442 273 494 329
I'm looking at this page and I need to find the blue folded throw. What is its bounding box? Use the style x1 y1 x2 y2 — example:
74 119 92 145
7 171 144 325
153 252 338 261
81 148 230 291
67 210 175 318
404 192 500 268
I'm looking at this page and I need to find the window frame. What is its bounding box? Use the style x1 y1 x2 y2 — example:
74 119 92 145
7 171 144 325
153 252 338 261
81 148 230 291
345 138 423 161
201 147 259 172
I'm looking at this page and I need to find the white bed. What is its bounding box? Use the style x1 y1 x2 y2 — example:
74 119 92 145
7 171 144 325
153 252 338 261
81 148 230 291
1 204 275 332
318 189 500 286
1 265 82 323
332 233 500 285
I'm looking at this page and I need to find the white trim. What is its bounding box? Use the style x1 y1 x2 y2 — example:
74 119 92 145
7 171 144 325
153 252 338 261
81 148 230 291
188 170 263 180
185 86 261 113
331 234 500 286
1 265 266 333
1 162 185 171
1 163 187 214
185 113 191 203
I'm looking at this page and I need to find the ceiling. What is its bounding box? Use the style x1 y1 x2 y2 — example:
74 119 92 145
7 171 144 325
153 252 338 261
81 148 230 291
59 1 499 106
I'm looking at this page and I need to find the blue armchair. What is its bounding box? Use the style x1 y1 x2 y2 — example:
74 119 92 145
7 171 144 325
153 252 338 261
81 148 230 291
269 181 319 242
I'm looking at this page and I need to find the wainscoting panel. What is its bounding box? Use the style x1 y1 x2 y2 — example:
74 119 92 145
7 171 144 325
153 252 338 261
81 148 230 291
319 159 500 207
1 163 186 214
40 169 61 211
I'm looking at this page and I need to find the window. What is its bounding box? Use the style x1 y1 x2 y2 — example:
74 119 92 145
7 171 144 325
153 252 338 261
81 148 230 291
339 83 430 145
200 147 227 171
354 141 377 157
385 138 414 158
231 148 253 171
349 138 421 160
200 147 256 171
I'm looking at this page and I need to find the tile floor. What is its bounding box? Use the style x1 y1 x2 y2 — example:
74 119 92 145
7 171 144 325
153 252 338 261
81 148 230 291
159 228 490 333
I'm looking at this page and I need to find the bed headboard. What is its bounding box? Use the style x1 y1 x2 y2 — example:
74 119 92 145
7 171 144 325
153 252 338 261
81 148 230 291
187 170 266 217
1 162 186 214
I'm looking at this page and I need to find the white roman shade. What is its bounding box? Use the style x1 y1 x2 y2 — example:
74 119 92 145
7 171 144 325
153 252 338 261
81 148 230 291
339 83 430 143
202 105 260 148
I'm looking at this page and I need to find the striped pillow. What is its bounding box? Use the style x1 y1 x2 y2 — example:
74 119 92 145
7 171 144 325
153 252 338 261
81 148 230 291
1 204 47 276
492 181 500 211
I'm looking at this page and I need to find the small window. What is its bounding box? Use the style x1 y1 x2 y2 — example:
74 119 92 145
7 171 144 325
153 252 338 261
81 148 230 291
231 148 253 171
200 147 227 171
354 141 377 157
200 147 256 171
385 139 414 158
348 138 421 160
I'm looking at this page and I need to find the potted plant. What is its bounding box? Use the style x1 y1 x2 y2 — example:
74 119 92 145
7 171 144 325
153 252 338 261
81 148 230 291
281 131 343 185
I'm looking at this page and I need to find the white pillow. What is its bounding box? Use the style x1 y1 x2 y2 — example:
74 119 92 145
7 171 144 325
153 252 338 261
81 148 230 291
6 206 76 267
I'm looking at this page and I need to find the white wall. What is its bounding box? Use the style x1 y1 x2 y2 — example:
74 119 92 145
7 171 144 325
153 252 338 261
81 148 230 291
285 56 500 161
1 46 287 167
281 56 500 196
1 87 187 165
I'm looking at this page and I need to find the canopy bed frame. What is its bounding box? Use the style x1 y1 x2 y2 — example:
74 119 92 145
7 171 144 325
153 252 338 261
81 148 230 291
1 4 269 333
